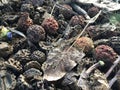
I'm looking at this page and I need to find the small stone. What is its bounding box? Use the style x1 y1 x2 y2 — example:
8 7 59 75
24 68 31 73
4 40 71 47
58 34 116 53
0 42 13 58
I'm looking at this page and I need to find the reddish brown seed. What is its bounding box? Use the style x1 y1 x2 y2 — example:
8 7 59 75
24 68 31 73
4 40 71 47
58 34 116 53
86 26 98 39
17 12 33 32
70 15 86 27
74 37 94 53
88 6 99 17
42 17 59 35
27 25 45 43
94 45 118 63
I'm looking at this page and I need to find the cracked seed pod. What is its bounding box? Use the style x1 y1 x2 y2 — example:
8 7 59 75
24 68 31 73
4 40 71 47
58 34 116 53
74 37 94 53
30 50 46 63
33 80 55 90
86 25 101 40
0 42 13 58
24 61 41 71
88 7 99 17
70 15 85 27
24 0 44 6
20 4 34 14
13 49 31 64
16 74 33 90
58 20 68 33
17 12 33 32
42 17 59 35
0 70 16 90
1 14 19 25
5 58 22 72
27 25 46 43
94 45 118 63
91 70 110 90
59 4 74 20
23 68 42 81
13 38 28 53
61 72 79 90
109 36 120 55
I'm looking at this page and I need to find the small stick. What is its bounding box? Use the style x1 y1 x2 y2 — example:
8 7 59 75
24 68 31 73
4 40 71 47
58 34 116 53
7 27 27 39
105 56 120 78
50 2 57 17
71 3 90 19
77 61 104 89
86 61 105 76
109 69 120 88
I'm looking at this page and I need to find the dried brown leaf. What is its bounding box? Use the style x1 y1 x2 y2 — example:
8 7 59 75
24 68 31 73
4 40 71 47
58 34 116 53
42 47 85 81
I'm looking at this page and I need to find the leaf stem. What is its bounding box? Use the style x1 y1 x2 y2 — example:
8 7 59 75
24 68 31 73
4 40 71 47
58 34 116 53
109 69 120 88
105 56 120 78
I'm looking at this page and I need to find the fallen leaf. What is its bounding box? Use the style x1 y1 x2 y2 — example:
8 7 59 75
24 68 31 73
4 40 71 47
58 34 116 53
42 47 85 81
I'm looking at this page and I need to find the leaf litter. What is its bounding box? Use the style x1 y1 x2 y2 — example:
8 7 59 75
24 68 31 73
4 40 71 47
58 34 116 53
0 0 120 90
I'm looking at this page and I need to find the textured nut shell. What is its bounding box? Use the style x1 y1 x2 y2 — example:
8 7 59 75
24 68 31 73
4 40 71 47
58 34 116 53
74 37 94 53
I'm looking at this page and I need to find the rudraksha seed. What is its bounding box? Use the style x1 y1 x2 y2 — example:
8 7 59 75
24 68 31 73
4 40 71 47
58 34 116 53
88 7 99 17
27 25 45 43
42 17 59 35
94 45 118 63
17 12 33 33
70 15 85 27
74 37 94 53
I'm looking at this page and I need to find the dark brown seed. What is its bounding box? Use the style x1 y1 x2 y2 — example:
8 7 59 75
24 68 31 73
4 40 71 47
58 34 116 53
70 15 85 27
88 7 99 17
59 4 74 20
27 25 46 43
17 12 33 33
